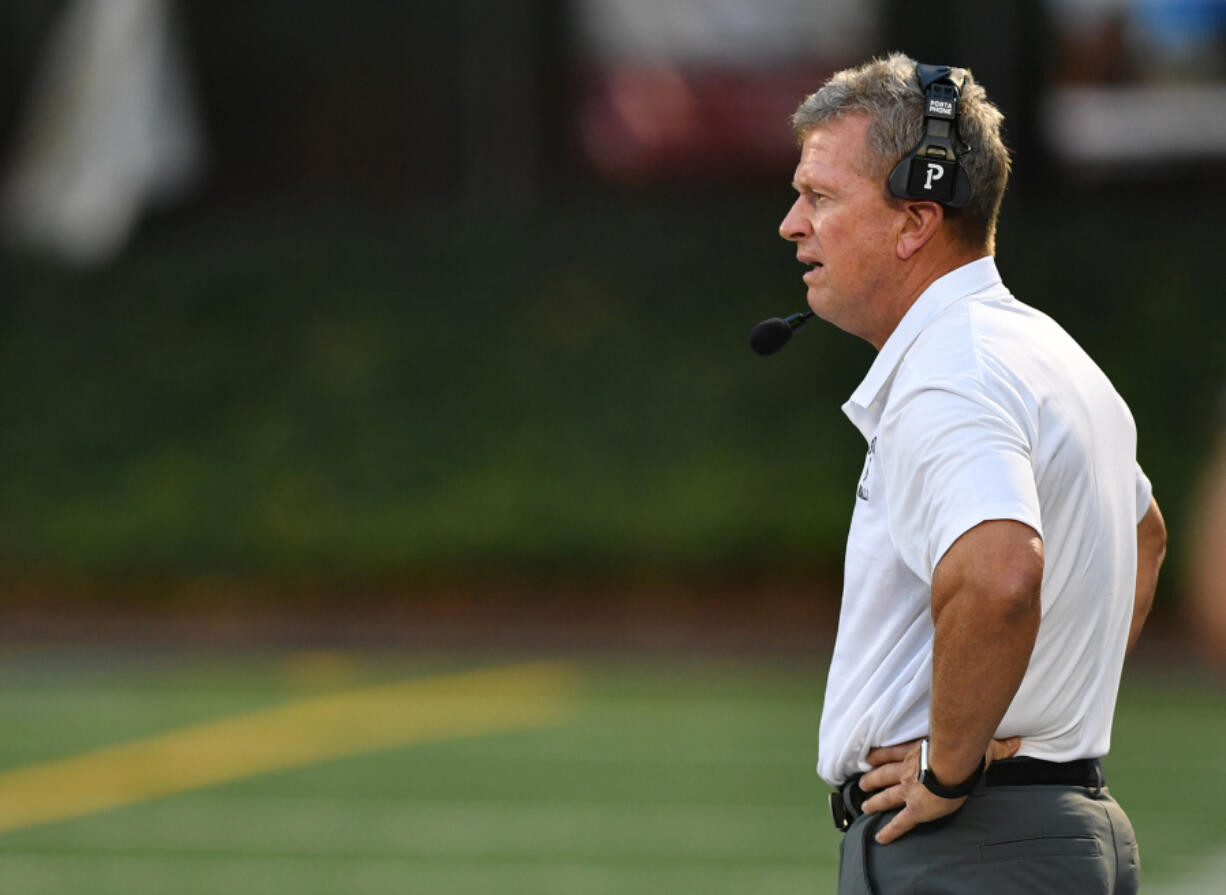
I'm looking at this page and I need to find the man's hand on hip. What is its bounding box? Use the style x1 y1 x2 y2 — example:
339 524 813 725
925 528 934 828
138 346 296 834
856 736 1021 844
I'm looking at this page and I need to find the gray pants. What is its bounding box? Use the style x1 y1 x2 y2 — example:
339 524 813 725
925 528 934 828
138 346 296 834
837 786 1140 894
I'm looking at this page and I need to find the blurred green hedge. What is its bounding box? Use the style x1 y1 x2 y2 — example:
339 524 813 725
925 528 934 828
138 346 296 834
2 189 1220 600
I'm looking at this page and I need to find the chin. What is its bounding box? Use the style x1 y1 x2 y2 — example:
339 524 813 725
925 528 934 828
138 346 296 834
805 292 835 324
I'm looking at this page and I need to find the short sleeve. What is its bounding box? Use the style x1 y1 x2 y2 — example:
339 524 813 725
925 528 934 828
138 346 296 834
1135 463 1153 524
878 383 1043 583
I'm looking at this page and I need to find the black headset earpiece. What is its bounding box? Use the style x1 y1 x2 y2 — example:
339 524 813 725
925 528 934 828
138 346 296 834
887 62 972 208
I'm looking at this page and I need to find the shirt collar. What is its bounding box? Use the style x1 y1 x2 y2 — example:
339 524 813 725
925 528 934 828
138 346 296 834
842 256 1003 438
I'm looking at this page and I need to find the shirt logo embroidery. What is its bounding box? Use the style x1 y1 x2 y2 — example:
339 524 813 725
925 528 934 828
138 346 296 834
857 436 877 501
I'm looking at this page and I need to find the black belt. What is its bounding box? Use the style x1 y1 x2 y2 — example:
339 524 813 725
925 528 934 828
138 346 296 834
830 757 1105 832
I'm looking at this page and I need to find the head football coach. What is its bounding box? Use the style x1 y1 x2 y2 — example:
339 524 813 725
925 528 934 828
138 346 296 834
775 54 1168 893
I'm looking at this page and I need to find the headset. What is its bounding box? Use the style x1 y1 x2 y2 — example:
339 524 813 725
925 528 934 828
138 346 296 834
886 62 972 208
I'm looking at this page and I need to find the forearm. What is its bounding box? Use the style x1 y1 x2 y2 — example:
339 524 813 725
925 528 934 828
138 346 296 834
928 587 1040 784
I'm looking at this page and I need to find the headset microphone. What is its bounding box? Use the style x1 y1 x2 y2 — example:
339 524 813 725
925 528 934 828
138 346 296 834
749 310 815 355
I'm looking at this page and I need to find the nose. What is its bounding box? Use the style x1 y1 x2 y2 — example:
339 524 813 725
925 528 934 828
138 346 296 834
779 196 809 242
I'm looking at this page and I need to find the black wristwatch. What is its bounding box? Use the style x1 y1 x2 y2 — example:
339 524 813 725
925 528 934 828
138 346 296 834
917 738 985 799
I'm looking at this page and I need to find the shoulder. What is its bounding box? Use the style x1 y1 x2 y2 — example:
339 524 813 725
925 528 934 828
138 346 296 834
886 297 1043 438
891 298 1018 398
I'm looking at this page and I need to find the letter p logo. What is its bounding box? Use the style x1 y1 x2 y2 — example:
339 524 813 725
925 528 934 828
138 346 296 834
923 163 945 191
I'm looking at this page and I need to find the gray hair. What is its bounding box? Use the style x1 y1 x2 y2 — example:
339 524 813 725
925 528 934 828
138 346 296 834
791 52 1011 252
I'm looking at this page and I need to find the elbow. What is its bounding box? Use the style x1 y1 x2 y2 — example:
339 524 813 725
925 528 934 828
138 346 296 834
991 563 1044 623
971 542 1045 625
931 520 1044 628
993 534 1045 619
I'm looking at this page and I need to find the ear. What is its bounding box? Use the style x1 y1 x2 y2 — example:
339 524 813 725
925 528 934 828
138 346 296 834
895 200 944 260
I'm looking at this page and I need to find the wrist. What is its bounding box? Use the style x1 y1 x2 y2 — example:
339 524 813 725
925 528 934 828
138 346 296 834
918 738 984 799
930 754 980 789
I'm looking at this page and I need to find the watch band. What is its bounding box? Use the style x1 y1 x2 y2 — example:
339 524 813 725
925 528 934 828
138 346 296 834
917 738 985 799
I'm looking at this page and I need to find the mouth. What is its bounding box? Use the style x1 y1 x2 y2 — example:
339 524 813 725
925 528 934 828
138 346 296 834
800 258 823 281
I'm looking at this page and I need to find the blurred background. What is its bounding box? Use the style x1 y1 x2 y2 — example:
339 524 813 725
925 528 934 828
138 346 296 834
1 1 1225 893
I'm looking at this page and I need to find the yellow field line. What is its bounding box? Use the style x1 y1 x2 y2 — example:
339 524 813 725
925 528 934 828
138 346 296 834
0 661 576 834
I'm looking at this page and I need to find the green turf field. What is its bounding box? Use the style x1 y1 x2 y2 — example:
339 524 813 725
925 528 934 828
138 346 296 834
0 648 1220 894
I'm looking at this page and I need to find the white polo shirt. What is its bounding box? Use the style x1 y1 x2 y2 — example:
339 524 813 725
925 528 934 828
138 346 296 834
817 256 1153 786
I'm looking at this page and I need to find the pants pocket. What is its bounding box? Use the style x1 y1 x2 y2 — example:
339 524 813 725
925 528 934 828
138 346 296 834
975 835 1110 895
978 835 1102 864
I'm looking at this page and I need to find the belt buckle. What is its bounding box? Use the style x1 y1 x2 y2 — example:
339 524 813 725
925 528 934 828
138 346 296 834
829 790 850 832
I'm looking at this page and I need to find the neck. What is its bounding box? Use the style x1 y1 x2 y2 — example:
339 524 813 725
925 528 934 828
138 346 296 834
867 245 987 351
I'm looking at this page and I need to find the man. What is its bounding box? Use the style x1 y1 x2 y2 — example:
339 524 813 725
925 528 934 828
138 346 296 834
777 54 1167 893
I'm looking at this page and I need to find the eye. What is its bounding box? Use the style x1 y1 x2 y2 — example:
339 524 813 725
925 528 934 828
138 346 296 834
790 186 826 207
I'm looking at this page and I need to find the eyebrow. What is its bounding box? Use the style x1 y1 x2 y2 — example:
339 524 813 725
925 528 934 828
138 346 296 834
792 179 834 195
